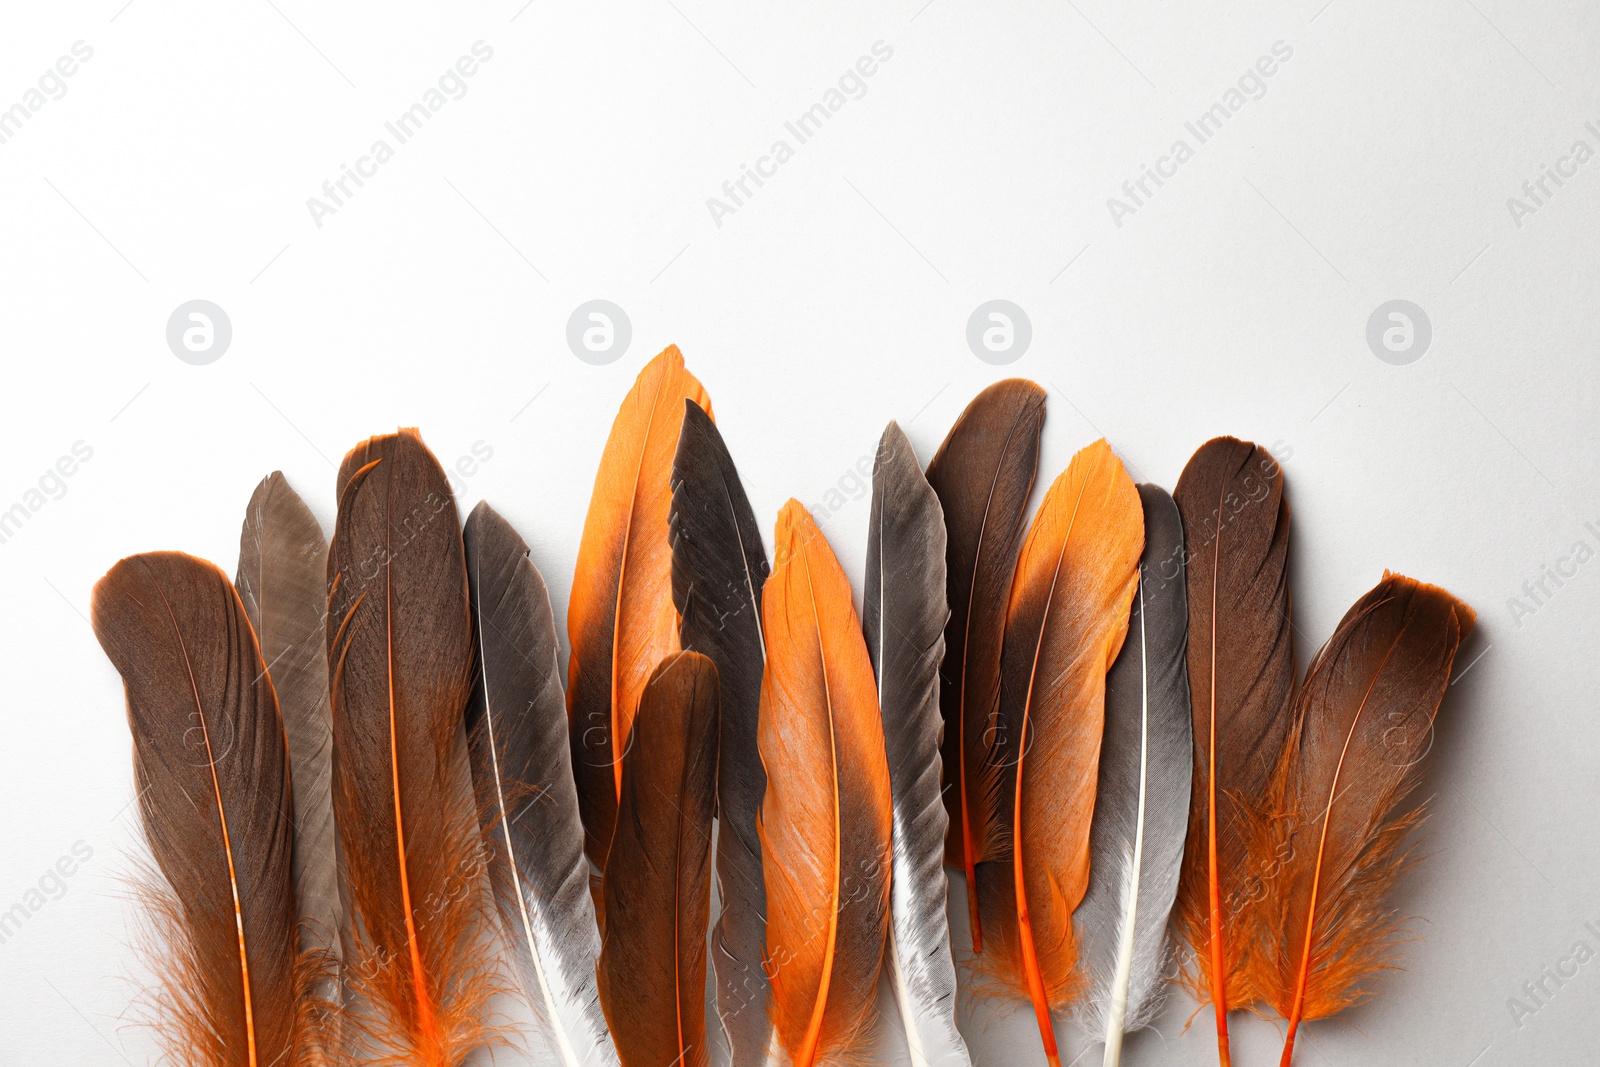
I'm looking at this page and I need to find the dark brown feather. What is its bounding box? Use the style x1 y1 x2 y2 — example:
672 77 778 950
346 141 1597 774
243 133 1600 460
1171 436 1295 1065
924 379 1046 953
598 651 720 1067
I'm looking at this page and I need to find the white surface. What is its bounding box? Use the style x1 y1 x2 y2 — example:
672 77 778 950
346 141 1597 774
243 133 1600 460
0 1 1596 1064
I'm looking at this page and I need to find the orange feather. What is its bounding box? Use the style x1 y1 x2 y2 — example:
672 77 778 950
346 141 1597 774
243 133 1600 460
568 346 712 872
975 439 1143 1067
759 501 894 1067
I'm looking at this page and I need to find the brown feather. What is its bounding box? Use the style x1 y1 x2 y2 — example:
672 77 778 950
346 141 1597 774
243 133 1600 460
1171 436 1295 1066
326 428 496 1066
1252 574 1473 1065
924 379 1046 953
92 552 312 1067
598 651 720 1067
976 439 1142 1067
569 346 712 872
759 501 893 1067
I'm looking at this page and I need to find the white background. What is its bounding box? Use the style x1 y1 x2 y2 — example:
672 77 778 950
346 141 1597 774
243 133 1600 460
1 1 1596 1064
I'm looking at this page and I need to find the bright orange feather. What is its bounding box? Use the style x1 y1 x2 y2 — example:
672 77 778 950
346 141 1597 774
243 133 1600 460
568 346 711 871
976 439 1142 1067
759 501 893 1067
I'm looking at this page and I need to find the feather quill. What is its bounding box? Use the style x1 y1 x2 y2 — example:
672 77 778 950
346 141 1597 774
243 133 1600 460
462 502 617 1067
977 439 1143 1067
924 379 1046 953
1252 574 1474 1066
597 651 720 1067
668 398 772 1066
1072 485 1191 1067
569 346 712 871
326 428 495 1066
760 501 894 1067
92 551 311 1067
864 423 971 1067
1171 436 1295 1067
236 472 343 1048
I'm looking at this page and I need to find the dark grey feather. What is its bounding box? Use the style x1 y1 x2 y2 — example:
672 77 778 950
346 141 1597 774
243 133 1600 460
1074 484 1192 1058
865 421 971 1067
464 502 617 1067
236 474 343 984
669 399 771 1067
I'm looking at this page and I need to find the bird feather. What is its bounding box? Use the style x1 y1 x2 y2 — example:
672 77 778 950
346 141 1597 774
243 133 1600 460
976 439 1143 1067
569 346 711 872
668 398 772 1067
463 502 617 1067
864 422 972 1067
597 651 720 1067
924 380 1046 954
1072 484 1192 1067
760 501 894 1067
326 428 496 1066
92 551 314 1067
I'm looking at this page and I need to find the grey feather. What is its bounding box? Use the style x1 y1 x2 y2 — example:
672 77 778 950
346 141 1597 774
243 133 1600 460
235 474 343 992
463 502 618 1067
864 422 972 1067
669 400 771 1067
1073 484 1192 1061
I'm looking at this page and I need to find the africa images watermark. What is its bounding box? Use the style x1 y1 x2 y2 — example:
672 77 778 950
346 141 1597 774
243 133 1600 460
0 840 94 948
0 41 95 148
1505 519 1600 629
0 441 94 548
705 40 895 228
1507 920 1600 1028
1105 40 1294 228
305 41 496 228
1505 118 1600 229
